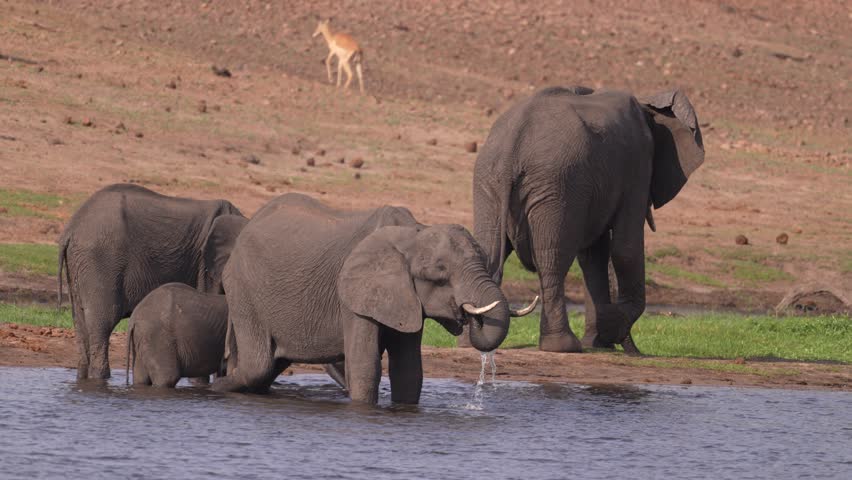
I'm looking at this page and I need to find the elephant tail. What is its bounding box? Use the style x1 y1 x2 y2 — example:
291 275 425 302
126 323 135 386
57 236 70 309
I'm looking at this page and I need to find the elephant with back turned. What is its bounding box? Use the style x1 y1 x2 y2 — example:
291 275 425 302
212 193 535 404
58 183 248 379
470 86 705 353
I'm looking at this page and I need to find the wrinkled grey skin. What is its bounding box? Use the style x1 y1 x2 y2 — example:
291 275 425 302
471 86 705 353
212 193 511 404
126 283 228 387
58 184 247 380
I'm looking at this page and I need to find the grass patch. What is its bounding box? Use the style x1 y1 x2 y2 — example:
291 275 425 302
424 313 852 363
651 245 681 259
647 262 726 288
730 260 792 283
0 243 59 276
0 188 65 218
0 304 127 332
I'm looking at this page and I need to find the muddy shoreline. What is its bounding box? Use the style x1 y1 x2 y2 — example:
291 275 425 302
2 322 849 392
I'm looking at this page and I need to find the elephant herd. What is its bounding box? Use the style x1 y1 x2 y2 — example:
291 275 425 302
57 86 704 405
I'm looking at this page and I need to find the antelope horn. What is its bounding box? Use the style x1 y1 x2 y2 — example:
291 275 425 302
461 300 500 315
509 295 539 317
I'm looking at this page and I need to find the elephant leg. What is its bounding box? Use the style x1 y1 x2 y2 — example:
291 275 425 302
71 299 91 380
85 302 122 380
595 217 646 346
344 316 382 404
578 231 615 349
148 344 181 388
385 329 423 404
211 309 281 393
537 263 582 353
324 362 347 390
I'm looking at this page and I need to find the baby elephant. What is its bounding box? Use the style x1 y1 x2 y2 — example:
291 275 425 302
126 283 227 388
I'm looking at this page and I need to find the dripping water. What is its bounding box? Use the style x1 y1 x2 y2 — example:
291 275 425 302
465 350 496 410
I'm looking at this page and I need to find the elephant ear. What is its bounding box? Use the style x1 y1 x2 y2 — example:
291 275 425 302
200 214 249 294
639 89 705 209
338 226 423 333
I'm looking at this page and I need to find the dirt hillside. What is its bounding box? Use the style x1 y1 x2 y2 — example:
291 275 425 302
1 0 850 307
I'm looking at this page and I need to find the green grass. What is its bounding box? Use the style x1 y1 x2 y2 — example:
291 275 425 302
0 188 65 218
646 263 727 288
730 260 793 283
0 243 59 276
424 313 852 363
0 303 127 331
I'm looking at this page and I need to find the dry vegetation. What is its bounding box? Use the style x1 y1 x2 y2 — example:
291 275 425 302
0 0 849 309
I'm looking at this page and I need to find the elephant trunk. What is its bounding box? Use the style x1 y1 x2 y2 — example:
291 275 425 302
458 274 511 352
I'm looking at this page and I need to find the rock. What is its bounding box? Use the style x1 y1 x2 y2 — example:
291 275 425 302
681 379 693 385
776 233 789 245
211 65 232 77
316 149 326 156
306 158 315 167
793 228 803 234
63 116 73 124
735 234 749 245
166 79 177 89
0 207 8 213
242 154 261 165
337 157 345 164
265 185 276 193
197 100 207 113
115 122 127 132
733 357 746 365
39 224 59 235
353 172 361 180
81 118 94 127
485 107 494 116
291 147 300 155
426 138 438 146
464 141 477 153
135 132 144 138
731 47 743 58
350 157 364 169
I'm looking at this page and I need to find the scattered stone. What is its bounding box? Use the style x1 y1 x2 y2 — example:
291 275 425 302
485 107 494 117
81 118 94 127
464 141 477 153
681 379 693 385
166 79 177 89
242 154 261 165
291 147 300 155
337 157 345 164
165 106 172 113
350 157 364 169
63 116 73 125
793 228 803 234
306 158 315 167
34 65 44 73
211 104 221 112
776 233 789 245
426 138 438 146
0 207 8 214
735 234 749 245
211 65 232 77
40 224 59 235
316 149 326 156
731 47 743 58
353 172 361 180
733 357 746 365
265 185 276 193
135 132 144 138
115 122 127 132
48 138 64 145
393 24 410 32
197 100 207 113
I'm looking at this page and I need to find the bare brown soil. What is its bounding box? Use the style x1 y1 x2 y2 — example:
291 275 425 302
1 0 849 308
2 322 850 391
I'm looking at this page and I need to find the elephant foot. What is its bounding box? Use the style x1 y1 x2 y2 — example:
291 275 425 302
88 365 111 380
539 332 583 353
211 377 244 393
581 334 615 350
189 376 211 386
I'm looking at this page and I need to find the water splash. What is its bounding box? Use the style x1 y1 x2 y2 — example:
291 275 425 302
464 351 497 410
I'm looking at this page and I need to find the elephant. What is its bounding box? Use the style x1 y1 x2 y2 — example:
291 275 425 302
58 183 248 379
212 193 535 404
470 86 705 353
126 283 228 388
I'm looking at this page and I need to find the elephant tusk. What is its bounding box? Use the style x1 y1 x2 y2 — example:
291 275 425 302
462 300 500 315
509 295 539 317
646 206 657 232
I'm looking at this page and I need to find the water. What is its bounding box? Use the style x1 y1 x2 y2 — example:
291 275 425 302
1 368 850 479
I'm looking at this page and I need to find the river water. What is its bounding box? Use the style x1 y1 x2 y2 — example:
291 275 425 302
0 367 850 479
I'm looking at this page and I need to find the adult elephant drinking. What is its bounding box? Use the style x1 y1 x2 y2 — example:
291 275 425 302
212 193 536 404
471 86 705 353
58 184 248 379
